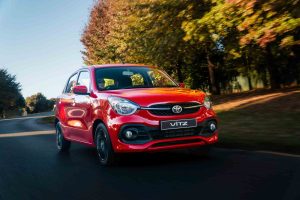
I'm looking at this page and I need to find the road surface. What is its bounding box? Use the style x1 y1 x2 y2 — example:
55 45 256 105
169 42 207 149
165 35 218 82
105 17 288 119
0 115 300 200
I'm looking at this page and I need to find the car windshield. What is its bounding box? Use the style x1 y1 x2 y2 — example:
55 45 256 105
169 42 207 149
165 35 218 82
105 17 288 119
95 67 178 90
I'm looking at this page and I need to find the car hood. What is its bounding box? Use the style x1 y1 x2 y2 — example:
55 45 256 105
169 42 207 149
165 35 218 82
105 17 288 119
104 88 206 107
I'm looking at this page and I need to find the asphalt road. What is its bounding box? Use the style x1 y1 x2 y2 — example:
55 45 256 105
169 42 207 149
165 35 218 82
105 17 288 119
0 116 300 200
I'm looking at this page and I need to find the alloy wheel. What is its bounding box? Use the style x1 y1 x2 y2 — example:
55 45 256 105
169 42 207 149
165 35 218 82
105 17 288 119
96 129 108 162
56 126 62 150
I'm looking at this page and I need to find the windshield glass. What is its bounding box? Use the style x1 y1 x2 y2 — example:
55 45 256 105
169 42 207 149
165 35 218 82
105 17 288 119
95 67 178 90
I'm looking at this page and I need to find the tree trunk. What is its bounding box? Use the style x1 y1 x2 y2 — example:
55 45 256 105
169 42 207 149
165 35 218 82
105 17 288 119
266 46 281 89
247 75 253 90
176 59 184 83
206 49 220 94
243 50 253 90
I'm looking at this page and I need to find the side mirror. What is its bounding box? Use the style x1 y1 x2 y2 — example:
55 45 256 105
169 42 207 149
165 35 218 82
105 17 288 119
179 83 185 88
73 85 89 95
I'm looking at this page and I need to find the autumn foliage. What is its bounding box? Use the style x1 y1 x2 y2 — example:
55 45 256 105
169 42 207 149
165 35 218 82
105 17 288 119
81 0 300 94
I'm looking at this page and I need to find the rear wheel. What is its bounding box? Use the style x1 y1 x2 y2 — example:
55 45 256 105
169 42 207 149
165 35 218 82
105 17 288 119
56 123 71 152
95 123 116 166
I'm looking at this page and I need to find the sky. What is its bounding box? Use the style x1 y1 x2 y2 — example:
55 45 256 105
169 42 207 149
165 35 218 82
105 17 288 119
0 0 94 98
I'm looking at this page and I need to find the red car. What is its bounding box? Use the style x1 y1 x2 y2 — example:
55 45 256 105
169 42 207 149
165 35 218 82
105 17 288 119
55 64 218 165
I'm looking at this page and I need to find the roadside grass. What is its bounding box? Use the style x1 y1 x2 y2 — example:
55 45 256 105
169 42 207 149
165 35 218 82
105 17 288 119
217 110 300 154
214 87 300 154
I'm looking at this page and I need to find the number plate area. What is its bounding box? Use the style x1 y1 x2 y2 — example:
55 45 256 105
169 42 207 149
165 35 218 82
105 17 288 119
161 119 197 130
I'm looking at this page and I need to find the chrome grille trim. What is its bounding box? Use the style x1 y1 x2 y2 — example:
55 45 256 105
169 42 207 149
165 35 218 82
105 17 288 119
183 105 202 109
140 107 171 111
141 102 202 116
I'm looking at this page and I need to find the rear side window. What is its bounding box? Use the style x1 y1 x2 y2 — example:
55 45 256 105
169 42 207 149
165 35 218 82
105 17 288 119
65 73 78 93
77 71 90 89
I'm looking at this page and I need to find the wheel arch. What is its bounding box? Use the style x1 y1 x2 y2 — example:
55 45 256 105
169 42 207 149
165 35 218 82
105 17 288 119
92 119 105 144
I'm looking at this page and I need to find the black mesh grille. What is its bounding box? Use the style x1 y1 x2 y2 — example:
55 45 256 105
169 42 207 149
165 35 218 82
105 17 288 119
150 126 203 140
148 102 201 116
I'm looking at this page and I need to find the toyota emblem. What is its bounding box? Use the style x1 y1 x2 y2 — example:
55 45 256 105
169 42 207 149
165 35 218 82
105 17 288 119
172 105 182 113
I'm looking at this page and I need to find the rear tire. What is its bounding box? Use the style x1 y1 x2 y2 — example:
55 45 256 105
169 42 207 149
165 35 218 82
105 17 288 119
56 122 71 152
95 123 116 166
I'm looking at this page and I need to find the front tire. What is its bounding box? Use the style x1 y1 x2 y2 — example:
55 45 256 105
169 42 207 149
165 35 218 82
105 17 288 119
95 123 116 166
56 122 71 152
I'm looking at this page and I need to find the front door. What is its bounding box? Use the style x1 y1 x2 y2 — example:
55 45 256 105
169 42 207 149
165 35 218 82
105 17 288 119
71 70 93 143
59 72 78 139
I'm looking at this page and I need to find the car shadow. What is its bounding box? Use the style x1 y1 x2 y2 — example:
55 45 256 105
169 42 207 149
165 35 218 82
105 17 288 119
59 145 216 167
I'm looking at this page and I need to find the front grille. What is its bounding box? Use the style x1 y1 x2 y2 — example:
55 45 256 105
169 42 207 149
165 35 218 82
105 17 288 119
147 102 201 116
150 126 203 140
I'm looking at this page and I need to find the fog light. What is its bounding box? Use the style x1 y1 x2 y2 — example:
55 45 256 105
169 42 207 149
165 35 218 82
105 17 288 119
209 122 217 131
123 128 138 140
125 130 133 139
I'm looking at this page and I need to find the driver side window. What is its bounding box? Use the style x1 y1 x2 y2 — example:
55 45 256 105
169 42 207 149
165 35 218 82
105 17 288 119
77 71 90 90
65 73 78 94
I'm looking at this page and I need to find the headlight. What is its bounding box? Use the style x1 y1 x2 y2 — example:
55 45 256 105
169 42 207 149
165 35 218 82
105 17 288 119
108 96 140 115
204 96 212 109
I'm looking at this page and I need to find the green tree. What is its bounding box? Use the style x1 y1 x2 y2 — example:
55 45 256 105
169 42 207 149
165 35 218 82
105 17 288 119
48 98 56 111
115 0 234 93
81 0 131 64
81 0 216 91
0 69 23 118
123 0 203 83
26 93 50 113
183 0 300 89
82 0 300 93
237 0 300 88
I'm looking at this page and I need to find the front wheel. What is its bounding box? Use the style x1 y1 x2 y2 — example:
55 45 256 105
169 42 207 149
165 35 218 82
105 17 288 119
95 123 116 166
56 122 71 152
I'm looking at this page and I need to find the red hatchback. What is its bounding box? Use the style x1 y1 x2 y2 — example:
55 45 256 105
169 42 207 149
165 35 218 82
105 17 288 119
55 64 218 165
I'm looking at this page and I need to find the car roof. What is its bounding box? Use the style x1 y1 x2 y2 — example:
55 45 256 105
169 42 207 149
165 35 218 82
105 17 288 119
89 64 157 69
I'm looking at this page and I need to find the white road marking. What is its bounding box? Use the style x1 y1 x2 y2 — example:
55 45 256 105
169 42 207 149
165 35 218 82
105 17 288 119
255 150 300 158
217 147 300 158
0 130 55 138
0 115 54 122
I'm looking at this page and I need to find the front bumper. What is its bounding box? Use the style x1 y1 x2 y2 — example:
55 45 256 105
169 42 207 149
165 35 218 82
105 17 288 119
113 119 218 153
